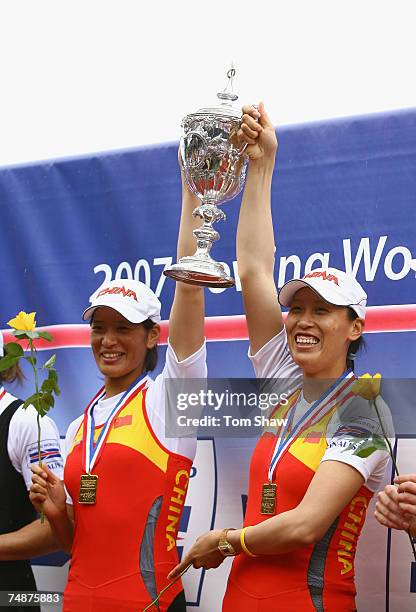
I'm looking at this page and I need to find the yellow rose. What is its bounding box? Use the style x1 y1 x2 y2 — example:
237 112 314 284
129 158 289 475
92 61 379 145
352 373 382 400
7 311 37 332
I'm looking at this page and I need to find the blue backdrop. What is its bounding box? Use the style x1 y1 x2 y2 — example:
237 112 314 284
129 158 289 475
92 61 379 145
1 108 416 610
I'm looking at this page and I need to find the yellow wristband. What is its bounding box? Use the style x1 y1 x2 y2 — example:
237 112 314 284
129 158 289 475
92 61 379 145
240 526 257 557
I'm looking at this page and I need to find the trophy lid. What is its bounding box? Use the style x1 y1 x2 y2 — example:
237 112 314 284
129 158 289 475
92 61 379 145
186 67 242 120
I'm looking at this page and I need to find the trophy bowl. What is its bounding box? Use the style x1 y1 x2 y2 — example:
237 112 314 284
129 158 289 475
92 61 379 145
164 71 248 288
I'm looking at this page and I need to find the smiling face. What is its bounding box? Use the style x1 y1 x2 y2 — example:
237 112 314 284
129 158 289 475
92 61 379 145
285 287 364 379
90 307 159 396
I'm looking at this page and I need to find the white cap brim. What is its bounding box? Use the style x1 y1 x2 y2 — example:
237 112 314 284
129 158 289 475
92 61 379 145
82 301 160 324
278 279 366 319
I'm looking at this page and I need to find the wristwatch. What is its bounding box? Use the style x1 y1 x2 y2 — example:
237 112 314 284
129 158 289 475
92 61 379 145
218 528 237 557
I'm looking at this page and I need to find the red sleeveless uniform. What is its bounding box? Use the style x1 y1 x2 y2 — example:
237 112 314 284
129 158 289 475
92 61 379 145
223 397 373 612
64 385 191 611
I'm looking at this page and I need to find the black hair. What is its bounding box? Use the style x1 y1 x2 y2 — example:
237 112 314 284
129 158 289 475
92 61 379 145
346 307 366 372
141 318 159 373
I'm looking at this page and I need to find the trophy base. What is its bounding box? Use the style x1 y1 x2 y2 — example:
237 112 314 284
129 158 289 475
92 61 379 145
164 257 235 288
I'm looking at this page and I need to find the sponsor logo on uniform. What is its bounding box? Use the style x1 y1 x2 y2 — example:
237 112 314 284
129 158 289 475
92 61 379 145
337 495 368 575
329 420 377 451
333 425 372 439
166 469 190 552
26 439 63 471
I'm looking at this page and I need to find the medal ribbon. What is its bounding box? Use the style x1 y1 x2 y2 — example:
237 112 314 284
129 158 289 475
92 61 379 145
82 372 149 474
267 370 356 483
0 386 6 402
269 389 302 441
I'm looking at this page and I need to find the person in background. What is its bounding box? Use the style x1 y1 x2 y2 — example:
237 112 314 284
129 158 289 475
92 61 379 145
0 330 63 611
375 474 416 535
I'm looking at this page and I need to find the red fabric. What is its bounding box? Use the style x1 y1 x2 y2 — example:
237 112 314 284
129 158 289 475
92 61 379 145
224 428 373 610
64 391 191 612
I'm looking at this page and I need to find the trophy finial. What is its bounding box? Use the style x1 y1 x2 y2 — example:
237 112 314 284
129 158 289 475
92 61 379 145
217 64 238 102
227 65 236 82
165 64 248 288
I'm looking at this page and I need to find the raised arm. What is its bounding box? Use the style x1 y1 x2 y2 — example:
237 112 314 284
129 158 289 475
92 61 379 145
168 158 205 361
237 103 281 354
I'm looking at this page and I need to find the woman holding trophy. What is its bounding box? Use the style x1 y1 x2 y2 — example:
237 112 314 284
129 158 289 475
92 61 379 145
169 103 393 611
29 163 207 612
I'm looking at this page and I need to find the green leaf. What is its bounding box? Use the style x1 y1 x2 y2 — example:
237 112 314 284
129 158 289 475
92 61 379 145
54 385 60 397
345 434 388 459
355 445 379 458
22 393 41 411
32 402 47 417
47 368 60 396
368 434 388 450
41 378 54 394
24 392 54 416
0 355 20 372
20 330 37 340
43 354 56 369
12 330 30 340
37 331 53 342
41 376 60 397
343 434 388 457
43 393 54 408
4 342 24 357
38 392 54 414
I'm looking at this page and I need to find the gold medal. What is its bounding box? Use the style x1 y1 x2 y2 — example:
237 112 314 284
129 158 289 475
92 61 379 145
78 473 98 504
261 483 277 515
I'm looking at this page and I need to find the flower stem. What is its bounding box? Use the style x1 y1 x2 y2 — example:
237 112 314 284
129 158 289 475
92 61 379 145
28 338 45 524
142 564 191 611
371 398 416 562
371 398 399 477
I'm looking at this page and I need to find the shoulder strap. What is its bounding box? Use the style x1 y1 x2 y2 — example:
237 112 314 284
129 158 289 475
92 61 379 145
1 398 24 423
0 397 25 448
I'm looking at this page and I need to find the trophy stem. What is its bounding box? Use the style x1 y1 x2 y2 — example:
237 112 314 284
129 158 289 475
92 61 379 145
192 201 225 256
163 200 234 288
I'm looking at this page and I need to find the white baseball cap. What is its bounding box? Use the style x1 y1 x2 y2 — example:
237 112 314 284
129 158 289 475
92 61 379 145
0 331 3 357
82 279 161 324
278 267 367 319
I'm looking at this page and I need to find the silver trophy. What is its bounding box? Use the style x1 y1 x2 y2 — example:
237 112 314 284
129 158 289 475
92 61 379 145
164 68 248 288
